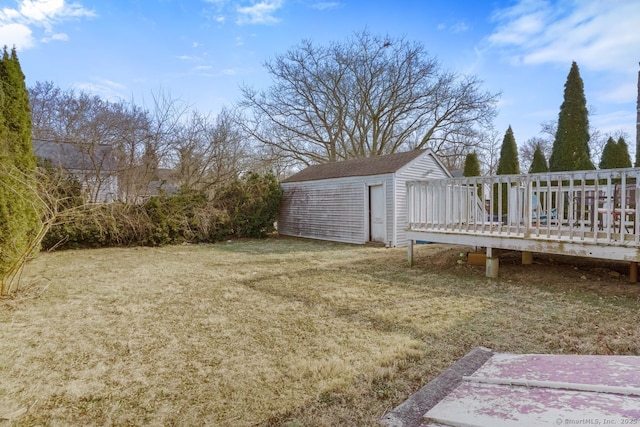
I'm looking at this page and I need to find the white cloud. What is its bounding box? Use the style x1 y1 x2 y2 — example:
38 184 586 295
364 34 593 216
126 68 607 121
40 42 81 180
73 78 127 101
488 0 640 73
451 21 469 33
0 22 33 48
0 0 95 49
437 20 470 34
236 0 283 25
43 31 68 42
597 80 637 104
311 2 340 11
590 109 636 136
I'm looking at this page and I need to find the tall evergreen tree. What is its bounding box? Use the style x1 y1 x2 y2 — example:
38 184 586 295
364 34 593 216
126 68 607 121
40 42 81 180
599 137 617 169
494 126 519 216
0 46 40 291
497 126 520 175
463 151 481 177
549 62 594 171
616 136 632 168
529 144 549 173
599 136 632 169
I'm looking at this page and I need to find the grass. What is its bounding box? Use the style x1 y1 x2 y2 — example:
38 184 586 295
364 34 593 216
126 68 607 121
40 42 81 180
1 237 639 426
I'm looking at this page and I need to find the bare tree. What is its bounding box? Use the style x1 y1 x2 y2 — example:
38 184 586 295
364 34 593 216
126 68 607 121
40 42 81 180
30 83 265 202
29 84 200 203
239 29 499 165
473 128 502 175
29 82 154 202
172 108 249 194
519 137 552 173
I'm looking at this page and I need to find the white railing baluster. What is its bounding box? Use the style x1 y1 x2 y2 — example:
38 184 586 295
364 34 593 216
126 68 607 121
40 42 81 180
405 169 640 249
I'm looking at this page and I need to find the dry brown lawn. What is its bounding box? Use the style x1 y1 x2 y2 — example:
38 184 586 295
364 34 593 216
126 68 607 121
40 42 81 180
1 237 639 426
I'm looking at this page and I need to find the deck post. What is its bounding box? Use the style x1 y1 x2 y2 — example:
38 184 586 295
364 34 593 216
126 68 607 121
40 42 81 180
408 239 414 267
522 251 533 265
486 247 499 278
630 262 638 283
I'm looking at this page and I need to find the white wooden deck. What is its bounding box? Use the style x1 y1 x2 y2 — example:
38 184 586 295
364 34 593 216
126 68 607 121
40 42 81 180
406 168 640 278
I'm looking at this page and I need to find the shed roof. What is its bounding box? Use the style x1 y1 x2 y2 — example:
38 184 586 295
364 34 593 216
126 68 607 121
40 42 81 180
282 150 429 183
34 139 117 172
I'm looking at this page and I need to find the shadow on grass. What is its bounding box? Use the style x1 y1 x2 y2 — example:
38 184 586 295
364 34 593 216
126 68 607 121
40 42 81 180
211 235 363 254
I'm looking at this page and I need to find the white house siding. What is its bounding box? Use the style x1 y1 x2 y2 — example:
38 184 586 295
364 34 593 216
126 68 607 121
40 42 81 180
393 153 450 247
96 175 118 203
279 175 394 245
75 172 118 203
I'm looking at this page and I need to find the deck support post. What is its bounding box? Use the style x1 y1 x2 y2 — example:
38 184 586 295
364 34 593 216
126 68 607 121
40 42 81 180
408 239 414 267
486 247 499 278
630 262 638 283
522 251 533 265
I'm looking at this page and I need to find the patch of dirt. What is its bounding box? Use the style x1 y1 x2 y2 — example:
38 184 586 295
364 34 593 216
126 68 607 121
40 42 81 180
416 243 640 299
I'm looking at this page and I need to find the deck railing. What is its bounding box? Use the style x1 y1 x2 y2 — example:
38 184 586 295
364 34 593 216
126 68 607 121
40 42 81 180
407 168 640 247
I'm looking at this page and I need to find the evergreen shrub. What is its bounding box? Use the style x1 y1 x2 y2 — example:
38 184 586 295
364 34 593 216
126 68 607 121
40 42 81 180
41 172 282 250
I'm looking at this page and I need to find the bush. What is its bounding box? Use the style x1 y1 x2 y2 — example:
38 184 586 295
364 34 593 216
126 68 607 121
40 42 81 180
214 172 282 238
41 173 283 250
142 192 208 245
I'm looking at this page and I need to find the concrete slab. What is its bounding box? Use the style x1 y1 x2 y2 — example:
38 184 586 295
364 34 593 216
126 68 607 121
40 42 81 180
380 350 640 427
379 347 494 427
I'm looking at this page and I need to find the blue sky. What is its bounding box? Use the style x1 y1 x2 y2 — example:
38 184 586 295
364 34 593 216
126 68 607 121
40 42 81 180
1 0 639 153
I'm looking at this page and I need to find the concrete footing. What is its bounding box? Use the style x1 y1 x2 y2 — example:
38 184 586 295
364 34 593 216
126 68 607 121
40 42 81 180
485 247 499 278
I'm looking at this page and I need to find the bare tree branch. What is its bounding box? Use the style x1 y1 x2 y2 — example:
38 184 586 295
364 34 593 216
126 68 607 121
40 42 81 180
239 30 499 165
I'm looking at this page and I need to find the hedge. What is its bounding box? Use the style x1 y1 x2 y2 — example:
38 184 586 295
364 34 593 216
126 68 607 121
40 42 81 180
42 173 282 250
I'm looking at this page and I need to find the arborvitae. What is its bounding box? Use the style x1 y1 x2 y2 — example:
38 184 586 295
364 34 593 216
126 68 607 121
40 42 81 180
599 137 617 169
549 62 594 171
529 144 549 173
463 152 481 177
600 136 632 169
0 48 34 172
0 46 39 288
616 136 632 168
494 126 519 216
497 126 520 175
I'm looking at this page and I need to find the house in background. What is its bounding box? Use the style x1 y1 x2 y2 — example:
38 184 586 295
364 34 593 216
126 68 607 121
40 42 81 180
278 149 451 247
33 139 118 203
123 167 181 203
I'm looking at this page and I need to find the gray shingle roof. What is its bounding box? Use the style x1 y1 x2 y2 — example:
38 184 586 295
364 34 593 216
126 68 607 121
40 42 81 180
33 140 117 172
282 150 427 183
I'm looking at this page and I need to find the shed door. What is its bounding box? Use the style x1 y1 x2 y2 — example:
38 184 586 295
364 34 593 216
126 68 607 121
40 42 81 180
369 185 385 242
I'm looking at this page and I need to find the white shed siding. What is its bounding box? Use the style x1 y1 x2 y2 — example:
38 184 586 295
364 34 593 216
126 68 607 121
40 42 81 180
384 181 395 246
279 150 450 247
394 153 451 247
279 175 394 244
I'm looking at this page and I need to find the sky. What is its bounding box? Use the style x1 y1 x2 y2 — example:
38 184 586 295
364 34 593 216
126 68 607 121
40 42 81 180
1 0 639 156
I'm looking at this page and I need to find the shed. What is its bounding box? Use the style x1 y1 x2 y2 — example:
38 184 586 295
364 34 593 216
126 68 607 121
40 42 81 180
278 150 451 247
